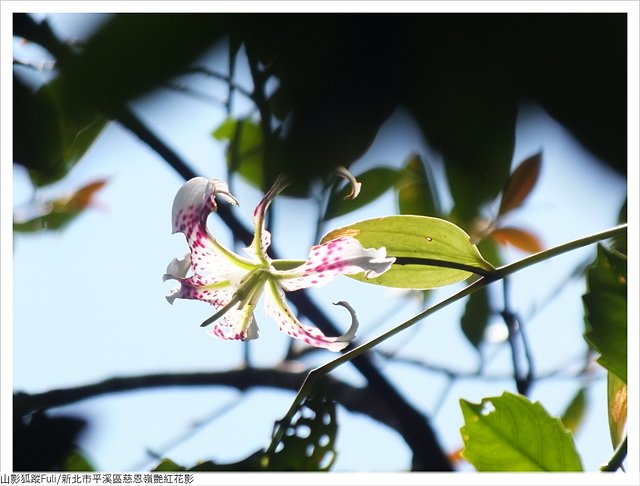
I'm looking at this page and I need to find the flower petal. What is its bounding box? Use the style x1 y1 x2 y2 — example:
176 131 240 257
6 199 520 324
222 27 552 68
164 271 235 306
276 236 395 291
249 176 290 262
207 301 260 341
207 280 264 341
263 280 357 351
171 177 255 278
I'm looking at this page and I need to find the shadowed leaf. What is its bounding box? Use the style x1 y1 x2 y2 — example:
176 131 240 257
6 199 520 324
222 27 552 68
397 154 439 217
14 76 107 187
461 286 491 350
583 245 627 382
560 387 587 434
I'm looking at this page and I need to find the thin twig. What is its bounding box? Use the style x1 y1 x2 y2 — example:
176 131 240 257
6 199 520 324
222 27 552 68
600 435 627 472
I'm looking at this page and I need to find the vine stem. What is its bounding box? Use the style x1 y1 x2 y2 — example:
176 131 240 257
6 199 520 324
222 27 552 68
263 223 627 460
600 435 627 471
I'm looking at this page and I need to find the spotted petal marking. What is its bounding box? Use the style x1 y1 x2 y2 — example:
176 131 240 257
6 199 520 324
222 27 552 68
277 236 395 291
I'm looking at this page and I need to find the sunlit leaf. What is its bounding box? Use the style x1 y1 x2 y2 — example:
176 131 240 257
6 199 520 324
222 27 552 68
213 117 264 188
607 372 627 449
397 154 439 217
498 152 542 216
460 286 491 350
560 387 587 434
324 167 403 220
489 226 544 253
321 215 494 289
460 392 583 471
583 245 627 382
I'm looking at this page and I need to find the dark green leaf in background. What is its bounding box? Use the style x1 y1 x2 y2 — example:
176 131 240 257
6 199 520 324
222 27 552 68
397 154 439 217
560 387 587 435
213 117 264 188
265 390 338 471
583 245 627 383
13 76 107 187
460 286 491 351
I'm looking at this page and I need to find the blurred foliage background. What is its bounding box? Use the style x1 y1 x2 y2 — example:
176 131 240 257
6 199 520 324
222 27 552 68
11 12 628 473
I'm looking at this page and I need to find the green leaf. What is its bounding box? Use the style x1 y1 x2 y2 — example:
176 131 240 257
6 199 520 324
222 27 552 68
213 117 264 188
498 152 542 216
324 167 403 220
460 392 583 471
607 372 627 449
14 76 107 187
63 451 95 471
321 215 494 289
560 387 587 435
397 154 439 217
583 245 627 382
153 459 186 471
460 286 491 350
266 388 338 471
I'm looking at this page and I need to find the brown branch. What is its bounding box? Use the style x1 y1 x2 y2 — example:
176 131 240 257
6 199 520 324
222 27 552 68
14 368 400 435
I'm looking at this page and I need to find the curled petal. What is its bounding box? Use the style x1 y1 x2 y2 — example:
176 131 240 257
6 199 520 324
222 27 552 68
170 177 254 277
276 236 395 291
334 166 362 200
171 177 238 235
264 281 357 351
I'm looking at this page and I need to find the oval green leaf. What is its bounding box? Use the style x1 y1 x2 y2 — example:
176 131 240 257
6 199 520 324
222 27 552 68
320 215 494 289
460 392 583 471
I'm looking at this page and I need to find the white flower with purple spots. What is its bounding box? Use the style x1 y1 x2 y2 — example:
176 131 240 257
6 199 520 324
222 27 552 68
163 176 395 351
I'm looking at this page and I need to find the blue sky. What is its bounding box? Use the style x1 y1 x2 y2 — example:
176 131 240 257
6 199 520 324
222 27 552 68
3 7 638 478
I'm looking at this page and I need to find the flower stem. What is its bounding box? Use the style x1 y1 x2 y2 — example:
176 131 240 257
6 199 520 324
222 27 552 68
600 435 627 471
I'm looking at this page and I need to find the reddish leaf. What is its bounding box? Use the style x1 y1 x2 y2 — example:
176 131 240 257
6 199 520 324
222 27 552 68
498 153 542 216
53 179 108 212
490 226 543 253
